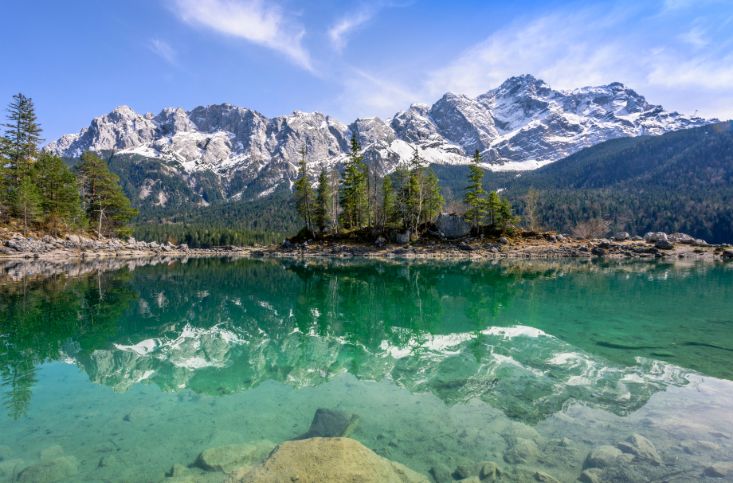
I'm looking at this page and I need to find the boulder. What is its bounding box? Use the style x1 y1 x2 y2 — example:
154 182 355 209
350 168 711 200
16 456 78 483
242 437 428 483
498 237 509 245
374 236 387 248
583 445 623 469
722 250 733 260
644 232 668 243
435 213 471 239
0 458 25 480
612 232 630 241
668 233 695 244
655 239 674 250
295 408 359 439
704 462 733 478
616 434 661 466
395 231 411 244
195 440 274 473
503 437 539 464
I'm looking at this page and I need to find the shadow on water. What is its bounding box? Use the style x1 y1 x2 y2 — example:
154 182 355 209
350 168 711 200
1 257 732 421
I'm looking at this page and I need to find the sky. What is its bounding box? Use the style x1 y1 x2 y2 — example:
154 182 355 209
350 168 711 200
2 0 733 141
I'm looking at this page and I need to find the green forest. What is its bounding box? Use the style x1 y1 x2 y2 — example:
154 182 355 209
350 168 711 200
0 93 137 237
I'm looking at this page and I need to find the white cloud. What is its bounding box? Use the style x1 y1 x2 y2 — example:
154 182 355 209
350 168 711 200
173 0 312 71
332 3 733 121
148 38 177 65
328 10 375 52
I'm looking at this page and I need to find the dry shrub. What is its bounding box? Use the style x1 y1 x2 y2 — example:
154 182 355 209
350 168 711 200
571 218 611 239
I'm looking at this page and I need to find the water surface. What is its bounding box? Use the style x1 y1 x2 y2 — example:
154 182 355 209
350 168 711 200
1 258 732 481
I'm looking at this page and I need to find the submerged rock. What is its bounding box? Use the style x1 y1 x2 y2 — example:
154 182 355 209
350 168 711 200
503 437 540 464
583 445 624 469
194 440 274 473
295 408 359 439
616 433 662 466
242 437 428 482
703 462 733 478
0 459 25 480
16 456 78 483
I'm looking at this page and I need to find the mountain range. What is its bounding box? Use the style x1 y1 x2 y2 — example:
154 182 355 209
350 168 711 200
46 75 712 209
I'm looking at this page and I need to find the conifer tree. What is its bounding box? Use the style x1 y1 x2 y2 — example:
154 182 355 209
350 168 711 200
497 197 517 232
381 175 396 229
422 168 444 223
1 93 42 181
315 166 332 233
487 190 502 227
76 152 137 237
293 147 314 234
14 176 42 234
328 168 341 233
464 150 487 230
340 135 368 229
33 152 85 232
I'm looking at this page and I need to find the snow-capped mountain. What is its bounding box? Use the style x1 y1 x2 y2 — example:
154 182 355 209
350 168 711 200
46 75 712 206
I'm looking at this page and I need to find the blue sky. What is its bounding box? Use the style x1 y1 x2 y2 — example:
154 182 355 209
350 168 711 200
2 0 732 141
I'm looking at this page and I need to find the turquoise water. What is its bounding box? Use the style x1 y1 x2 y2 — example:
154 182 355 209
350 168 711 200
1 258 732 481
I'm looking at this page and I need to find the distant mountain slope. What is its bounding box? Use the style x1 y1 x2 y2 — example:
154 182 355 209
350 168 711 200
500 122 733 242
47 75 711 210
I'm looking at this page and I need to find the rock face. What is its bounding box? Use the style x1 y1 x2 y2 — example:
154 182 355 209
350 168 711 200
45 75 711 205
435 213 471 239
242 437 429 483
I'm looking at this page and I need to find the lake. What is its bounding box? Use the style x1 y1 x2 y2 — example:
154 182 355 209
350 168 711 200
1 257 732 481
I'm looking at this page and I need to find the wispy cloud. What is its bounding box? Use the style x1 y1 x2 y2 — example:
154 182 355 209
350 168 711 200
331 2 733 121
148 38 177 65
173 0 312 71
328 10 375 52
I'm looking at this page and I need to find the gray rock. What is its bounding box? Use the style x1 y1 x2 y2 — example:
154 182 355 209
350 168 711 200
655 239 674 250
503 437 539 464
374 236 387 248
395 231 411 244
704 462 733 478
583 445 623 469
294 408 359 439
0 458 25 480
616 433 662 466
478 461 501 480
436 213 471 239
612 231 630 241
498 236 509 245
429 464 453 483
579 468 603 483
644 232 668 243
452 464 473 479
668 232 695 244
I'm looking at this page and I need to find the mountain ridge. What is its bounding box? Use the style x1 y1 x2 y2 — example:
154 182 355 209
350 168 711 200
46 74 714 207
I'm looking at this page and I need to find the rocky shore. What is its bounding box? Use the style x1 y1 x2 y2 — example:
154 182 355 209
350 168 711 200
2 231 732 275
265 231 733 262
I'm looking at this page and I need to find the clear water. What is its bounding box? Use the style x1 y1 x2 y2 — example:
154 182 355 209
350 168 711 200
1 258 732 481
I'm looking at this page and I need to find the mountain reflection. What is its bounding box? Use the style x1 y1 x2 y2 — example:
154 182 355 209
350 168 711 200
2 258 731 421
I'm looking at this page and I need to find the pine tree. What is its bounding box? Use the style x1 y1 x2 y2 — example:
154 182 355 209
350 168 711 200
487 191 501 227
315 166 332 233
464 150 486 230
497 197 517 232
293 147 314 234
14 176 42 234
381 175 396 229
340 135 368 229
33 152 85 232
422 168 444 223
76 152 137 237
1 93 42 181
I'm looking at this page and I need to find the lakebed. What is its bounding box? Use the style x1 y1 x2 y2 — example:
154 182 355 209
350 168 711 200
1 256 732 482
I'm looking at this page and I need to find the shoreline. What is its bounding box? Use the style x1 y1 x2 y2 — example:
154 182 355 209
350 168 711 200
1 231 731 271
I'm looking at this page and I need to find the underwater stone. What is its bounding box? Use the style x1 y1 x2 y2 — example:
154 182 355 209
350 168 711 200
0 445 12 461
583 445 623 469
195 440 274 473
16 456 78 483
452 464 473 479
429 464 452 483
704 462 733 478
616 433 661 466
242 437 429 482
478 461 501 480
503 437 540 464
579 468 603 483
39 445 64 462
0 459 25 480
295 408 359 439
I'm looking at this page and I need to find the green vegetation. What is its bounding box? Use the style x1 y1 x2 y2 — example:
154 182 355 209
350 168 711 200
0 93 137 237
292 141 517 240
